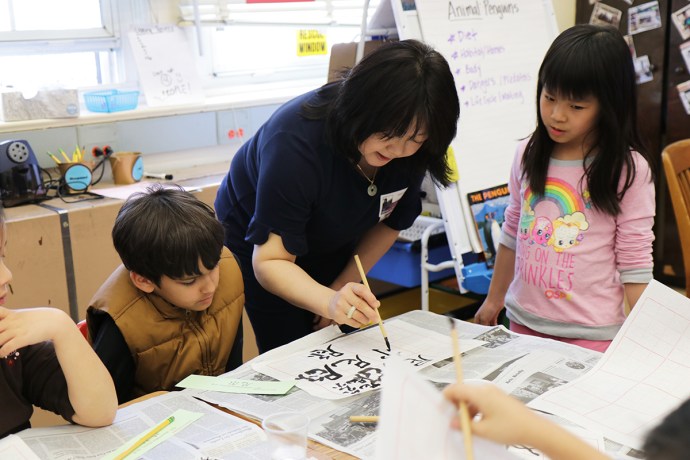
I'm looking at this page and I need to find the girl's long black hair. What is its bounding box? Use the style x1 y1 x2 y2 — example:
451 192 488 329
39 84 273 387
523 24 655 216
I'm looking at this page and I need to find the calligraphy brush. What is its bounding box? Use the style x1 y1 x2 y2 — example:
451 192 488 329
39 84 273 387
449 317 474 460
354 254 391 351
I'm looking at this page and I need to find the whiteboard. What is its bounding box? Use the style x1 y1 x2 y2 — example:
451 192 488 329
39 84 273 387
392 0 558 254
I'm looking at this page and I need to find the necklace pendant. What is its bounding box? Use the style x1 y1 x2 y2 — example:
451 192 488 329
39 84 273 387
367 184 377 196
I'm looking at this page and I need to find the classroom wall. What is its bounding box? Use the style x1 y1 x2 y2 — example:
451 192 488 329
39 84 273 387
552 1 576 32
149 0 576 33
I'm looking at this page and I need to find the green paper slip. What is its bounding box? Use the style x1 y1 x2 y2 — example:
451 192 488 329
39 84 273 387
103 409 202 460
177 374 295 394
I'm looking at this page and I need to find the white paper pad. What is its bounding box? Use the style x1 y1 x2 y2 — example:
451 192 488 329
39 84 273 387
530 280 690 450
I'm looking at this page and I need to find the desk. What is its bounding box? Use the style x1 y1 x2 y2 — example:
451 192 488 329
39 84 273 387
189 310 603 459
17 310 603 459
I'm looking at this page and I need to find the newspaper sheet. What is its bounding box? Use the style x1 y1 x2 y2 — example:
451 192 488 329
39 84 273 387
190 311 610 459
18 392 269 460
0 435 40 460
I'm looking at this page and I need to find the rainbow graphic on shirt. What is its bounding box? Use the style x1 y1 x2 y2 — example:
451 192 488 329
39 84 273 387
524 178 586 215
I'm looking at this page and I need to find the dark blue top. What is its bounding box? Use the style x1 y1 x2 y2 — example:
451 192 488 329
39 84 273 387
215 90 424 287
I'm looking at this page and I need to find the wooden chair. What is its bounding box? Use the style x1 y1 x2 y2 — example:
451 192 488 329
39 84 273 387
662 139 690 296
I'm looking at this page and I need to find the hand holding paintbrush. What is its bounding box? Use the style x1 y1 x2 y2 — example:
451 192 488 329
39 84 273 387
354 254 390 351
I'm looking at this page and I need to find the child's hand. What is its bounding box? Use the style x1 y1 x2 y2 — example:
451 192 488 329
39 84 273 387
474 299 504 325
443 383 543 446
0 307 72 357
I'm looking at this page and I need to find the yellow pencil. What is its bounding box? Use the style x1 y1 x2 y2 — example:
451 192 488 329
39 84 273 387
58 148 71 163
449 318 474 460
354 254 390 351
349 415 379 423
113 415 175 460
46 152 61 164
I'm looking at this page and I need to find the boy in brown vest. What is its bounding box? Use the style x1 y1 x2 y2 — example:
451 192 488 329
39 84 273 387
87 185 244 403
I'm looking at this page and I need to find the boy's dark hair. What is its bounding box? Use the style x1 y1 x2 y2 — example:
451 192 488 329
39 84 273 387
643 399 690 460
112 184 224 285
523 24 655 216
301 39 460 187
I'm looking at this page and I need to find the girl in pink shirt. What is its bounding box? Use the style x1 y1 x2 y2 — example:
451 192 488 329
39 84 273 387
474 24 656 352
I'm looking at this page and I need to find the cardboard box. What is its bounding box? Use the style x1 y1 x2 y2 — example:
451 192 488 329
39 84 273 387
5 206 71 314
327 40 392 83
0 88 80 121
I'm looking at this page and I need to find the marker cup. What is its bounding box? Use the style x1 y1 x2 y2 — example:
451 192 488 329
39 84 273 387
58 161 94 194
261 412 310 460
109 151 144 185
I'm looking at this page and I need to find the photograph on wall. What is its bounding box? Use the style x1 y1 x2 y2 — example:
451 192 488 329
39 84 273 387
624 34 637 58
634 55 654 84
672 4 690 40
628 1 662 35
590 3 622 28
681 41 690 74
677 81 690 116
467 184 510 268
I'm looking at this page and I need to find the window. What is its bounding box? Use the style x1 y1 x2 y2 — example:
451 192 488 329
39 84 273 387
180 0 386 88
0 0 118 89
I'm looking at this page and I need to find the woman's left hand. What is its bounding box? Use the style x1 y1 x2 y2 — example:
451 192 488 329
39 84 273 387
327 282 381 328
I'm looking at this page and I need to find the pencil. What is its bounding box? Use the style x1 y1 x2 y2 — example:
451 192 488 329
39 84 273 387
353 254 390 351
349 415 379 423
113 415 175 460
449 318 474 460
46 152 61 164
58 148 71 163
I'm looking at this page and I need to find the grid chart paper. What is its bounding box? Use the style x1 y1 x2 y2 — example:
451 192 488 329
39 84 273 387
529 280 690 450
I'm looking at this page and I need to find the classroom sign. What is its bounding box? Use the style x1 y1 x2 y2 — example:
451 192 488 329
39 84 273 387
297 29 327 56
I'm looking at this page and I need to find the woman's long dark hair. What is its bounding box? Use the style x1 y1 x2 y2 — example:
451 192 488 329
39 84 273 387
302 39 460 186
523 24 655 216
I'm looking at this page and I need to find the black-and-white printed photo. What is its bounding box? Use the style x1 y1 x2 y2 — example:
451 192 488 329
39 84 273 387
474 327 518 349
510 372 568 403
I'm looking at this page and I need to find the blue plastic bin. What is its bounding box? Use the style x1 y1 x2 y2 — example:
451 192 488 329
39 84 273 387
83 90 140 113
369 240 454 288
461 262 493 295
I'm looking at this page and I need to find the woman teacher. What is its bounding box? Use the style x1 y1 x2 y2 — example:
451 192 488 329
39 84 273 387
215 39 460 352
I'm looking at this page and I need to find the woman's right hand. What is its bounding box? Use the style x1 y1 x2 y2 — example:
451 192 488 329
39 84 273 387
327 282 380 328
474 298 504 326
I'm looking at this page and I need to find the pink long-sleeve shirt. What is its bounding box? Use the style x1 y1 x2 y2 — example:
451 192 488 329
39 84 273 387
500 140 655 340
